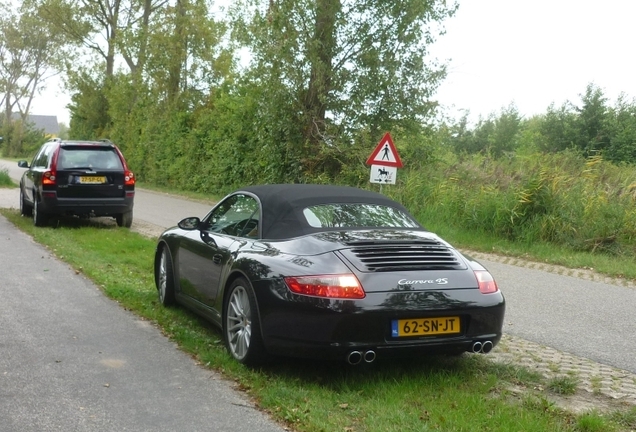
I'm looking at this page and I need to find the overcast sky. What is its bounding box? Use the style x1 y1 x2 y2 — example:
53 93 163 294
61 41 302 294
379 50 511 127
31 0 636 126
429 0 636 122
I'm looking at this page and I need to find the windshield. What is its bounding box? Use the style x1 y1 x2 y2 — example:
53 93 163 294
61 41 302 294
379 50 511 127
302 203 419 229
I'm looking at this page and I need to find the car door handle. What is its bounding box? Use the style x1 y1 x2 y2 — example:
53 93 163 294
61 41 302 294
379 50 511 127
212 254 222 264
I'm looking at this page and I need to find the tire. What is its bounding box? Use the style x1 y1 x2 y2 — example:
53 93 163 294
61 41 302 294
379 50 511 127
20 188 32 217
224 278 267 366
156 246 176 306
116 211 133 228
33 197 48 227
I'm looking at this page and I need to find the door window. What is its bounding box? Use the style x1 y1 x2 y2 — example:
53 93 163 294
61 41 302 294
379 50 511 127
33 144 55 168
205 194 260 238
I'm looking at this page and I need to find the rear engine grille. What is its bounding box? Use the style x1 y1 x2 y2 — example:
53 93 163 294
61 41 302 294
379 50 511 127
344 240 463 272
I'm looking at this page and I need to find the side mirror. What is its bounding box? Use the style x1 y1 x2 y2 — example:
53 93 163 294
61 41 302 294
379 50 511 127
17 160 29 168
178 216 201 230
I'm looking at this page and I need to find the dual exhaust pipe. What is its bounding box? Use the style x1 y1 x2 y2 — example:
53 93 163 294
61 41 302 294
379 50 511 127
346 350 376 365
346 341 492 364
471 340 493 354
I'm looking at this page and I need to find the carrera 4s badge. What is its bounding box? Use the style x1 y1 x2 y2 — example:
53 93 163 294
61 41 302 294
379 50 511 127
398 278 448 285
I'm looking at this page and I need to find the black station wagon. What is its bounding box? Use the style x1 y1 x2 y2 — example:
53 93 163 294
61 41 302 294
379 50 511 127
18 138 135 227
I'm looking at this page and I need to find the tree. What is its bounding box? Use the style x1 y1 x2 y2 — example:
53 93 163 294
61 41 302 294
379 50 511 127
0 1 65 155
231 0 457 175
604 94 636 164
490 104 521 158
141 0 231 104
538 102 578 153
574 83 609 155
36 0 166 78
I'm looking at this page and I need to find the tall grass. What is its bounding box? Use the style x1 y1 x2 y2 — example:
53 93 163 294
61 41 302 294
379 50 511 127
0 168 14 187
390 150 636 258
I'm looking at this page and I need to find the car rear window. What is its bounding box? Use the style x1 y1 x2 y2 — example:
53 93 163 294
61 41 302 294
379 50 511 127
58 148 123 170
302 203 420 229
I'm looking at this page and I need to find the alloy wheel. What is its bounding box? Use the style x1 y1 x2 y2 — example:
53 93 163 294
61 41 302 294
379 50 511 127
226 285 252 360
158 250 168 302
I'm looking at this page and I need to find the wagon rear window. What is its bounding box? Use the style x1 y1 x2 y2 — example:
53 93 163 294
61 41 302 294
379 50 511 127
58 148 123 170
302 204 419 229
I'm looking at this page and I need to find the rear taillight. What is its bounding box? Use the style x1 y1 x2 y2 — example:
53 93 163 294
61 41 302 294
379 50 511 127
44 146 60 186
284 274 365 299
474 270 498 294
42 171 56 185
125 170 135 186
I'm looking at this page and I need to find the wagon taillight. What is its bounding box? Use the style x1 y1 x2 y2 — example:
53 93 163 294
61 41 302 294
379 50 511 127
124 170 135 186
42 170 56 185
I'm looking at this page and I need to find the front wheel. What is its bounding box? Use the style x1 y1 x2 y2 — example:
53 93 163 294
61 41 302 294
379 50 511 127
20 188 32 217
224 278 267 366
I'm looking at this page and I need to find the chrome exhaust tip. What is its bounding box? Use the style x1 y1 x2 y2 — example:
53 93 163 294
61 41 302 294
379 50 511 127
347 351 362 365
472 341 483 353
481 340 493 354
363 350 376 363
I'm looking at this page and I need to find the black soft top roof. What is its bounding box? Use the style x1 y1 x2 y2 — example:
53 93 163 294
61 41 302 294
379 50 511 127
239 184 418 240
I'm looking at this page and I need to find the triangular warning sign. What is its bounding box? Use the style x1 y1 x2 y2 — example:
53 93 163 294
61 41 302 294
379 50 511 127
366 132 403 168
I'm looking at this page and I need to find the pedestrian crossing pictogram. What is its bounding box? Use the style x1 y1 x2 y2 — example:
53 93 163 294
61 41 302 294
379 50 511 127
365 132 403 168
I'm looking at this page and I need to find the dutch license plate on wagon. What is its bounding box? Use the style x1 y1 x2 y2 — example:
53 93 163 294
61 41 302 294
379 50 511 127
79 176 106 184
391 316 461 337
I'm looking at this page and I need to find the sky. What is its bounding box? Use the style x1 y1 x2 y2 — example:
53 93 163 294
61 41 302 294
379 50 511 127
429 0 636 122
30 0 636 126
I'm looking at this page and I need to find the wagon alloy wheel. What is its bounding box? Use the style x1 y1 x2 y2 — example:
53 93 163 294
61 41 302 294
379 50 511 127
116 211 133 228
224 278 266 365
33 198 47 227
20 188 32 217
157 247 175 305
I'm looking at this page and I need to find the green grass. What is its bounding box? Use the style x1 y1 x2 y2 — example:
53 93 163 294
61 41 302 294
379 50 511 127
0 168 15 188
548 376 580 395
2 209 635 431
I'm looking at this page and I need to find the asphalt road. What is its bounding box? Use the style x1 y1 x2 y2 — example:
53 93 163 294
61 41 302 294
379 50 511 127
2 158 636 377
485 260 636 373
0 162 284 431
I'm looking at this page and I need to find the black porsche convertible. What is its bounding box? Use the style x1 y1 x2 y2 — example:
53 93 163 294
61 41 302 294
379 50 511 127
154 184 505 365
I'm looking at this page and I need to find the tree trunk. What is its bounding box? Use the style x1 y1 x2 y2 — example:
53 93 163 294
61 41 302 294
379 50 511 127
303 0 339 147
167 0 187 103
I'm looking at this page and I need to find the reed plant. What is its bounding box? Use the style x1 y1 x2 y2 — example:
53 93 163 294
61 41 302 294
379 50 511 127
391 150 636 259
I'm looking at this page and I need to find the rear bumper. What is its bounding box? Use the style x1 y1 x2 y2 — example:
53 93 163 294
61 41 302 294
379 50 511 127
254 280 506 362
39 194 134 217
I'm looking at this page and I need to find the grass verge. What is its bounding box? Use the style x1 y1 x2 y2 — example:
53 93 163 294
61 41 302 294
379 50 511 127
1 209 634 432
0 168 15 188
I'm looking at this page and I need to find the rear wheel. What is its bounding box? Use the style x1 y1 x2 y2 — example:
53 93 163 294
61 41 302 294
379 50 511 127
116 211 133 228
224 278 267 366
20 188 32 217
33 198 48 227
156 246 175 305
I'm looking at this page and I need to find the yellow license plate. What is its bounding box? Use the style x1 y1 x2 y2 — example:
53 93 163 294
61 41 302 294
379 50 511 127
79 176 106 184
392 316 461 337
